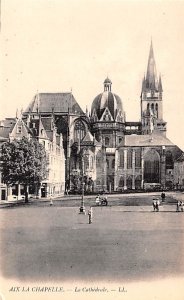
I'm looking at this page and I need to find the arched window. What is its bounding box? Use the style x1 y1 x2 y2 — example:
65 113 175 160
127 176 132 189
127 150 132 169
155 103 158 117
112 159 115 169
144 150 160 183
135 149 141 168
151 103 154 112
135 175 142 190
105 137 110 146
74 120 85 142
90 156 94 169
119 152 124 167
166 151 173 169
147 103 150 110
119 176 124 187
83 155 89 172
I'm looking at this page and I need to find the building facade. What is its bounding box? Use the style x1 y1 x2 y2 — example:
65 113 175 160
0 115 65 200
174 153 184 190
22 42 183 193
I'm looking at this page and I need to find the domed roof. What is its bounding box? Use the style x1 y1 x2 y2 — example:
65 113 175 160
91 78 124 120
104 77 112 84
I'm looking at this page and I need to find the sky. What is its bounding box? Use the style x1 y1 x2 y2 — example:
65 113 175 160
1 0 184 150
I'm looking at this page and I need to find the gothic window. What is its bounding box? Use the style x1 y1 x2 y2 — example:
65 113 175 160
83 155 89 172
151 103 154 112
147 103 150 111
135 175 142 189
119 176 124 187
119 138 122 144
144 150 160 183
166 151 173 169
155 103 158 117
127 149 132 169
127 176 132 189
74 120 85 142
119 152 124 167
135 149 141 168
105 137 110 146
112 159 115 169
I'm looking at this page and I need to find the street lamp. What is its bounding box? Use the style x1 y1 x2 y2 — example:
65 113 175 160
79 151 85 214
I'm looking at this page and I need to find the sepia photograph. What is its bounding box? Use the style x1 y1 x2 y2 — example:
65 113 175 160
0 1 184 299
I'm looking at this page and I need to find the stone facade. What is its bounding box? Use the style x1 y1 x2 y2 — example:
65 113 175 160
0 115 65 200
21 42 183 193
174 154 184 189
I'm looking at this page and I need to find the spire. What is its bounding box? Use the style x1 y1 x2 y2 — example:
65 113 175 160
86 106 88 117
145 40 158 90
158 74 163 92
141 74 146 92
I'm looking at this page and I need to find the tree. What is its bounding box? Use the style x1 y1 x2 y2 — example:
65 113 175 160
1 137 47 202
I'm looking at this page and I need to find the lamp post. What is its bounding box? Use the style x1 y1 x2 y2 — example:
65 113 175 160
79 151 85 214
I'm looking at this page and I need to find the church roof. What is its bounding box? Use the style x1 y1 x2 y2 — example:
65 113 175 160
121 131 175 147
176 153 184 162
104 77 112 84
24 93 84 115
91 91 123 120
0 127 10 139
91 78 124 121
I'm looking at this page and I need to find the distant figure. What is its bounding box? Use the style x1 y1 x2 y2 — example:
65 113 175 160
161 192 165 202
180 201 184 212
95 195 100 206
102 194 108 206
176 201 180 212
88 207 93 224
153 199 159 211
176 201 184 212
50 198 53 206
155 200 160 212
152 200 156 211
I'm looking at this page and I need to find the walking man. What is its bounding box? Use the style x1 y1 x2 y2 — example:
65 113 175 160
88 207 93 224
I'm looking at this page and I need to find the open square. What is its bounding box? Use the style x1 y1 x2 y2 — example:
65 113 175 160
0 203 184 283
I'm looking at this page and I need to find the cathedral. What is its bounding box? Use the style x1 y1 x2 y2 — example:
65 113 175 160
23 42 182 193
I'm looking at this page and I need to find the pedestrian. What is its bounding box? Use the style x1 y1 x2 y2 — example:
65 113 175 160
161 192 165 202
95 194 100 206
104 194 108 206
180 201 184 212
155 200 160 212
152 199 156 211
176 201 180 212
88 207 93 224
50 196 53 206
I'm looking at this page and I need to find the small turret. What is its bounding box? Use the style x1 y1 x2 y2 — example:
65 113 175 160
103 77 112 92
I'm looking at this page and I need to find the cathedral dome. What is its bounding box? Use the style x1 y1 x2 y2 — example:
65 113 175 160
91 78 124 121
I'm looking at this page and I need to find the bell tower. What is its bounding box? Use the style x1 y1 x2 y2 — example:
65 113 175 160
141 41 166 135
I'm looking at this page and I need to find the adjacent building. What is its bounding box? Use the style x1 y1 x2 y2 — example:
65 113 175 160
0 115 65 200
174 153 184 190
